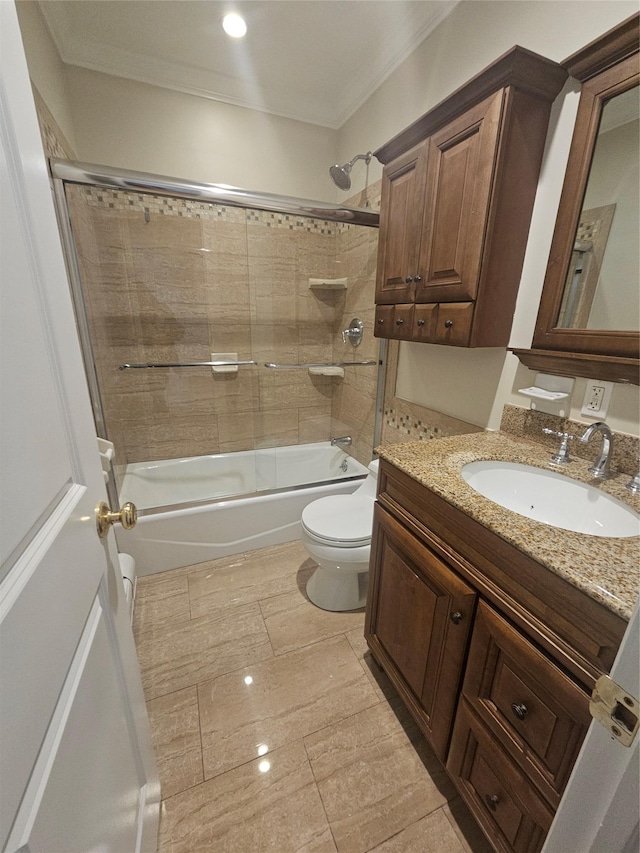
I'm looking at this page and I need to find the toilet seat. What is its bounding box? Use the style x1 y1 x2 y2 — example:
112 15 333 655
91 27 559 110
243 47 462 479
301 494 374 547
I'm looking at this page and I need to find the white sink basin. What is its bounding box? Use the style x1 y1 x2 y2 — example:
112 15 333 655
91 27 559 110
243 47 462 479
461 461 640 538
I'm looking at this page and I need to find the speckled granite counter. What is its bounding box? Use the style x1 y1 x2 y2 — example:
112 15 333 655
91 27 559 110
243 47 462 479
376 432 640 621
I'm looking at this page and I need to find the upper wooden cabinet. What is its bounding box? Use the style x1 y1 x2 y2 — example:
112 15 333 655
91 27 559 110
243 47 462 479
374 47 567 348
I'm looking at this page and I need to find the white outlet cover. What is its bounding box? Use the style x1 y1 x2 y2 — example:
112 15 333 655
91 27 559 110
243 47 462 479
581 380 614 418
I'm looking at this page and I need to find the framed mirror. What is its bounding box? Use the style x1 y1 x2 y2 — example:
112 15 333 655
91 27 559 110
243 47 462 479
513 14 639 384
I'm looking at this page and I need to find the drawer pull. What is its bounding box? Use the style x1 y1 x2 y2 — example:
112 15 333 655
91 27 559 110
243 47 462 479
396 318 404 326
444 319 454 328
486 794 499 811
511 702 528 721
450 611 463 625
377 318 384 324
417 319 426 327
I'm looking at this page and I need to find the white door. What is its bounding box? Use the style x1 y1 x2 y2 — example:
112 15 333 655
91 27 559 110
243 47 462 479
543 598 639 853
0 3 160 851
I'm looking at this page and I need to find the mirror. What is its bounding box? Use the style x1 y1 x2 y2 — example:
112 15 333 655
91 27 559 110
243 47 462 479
513 14 639 384
558 86 639 331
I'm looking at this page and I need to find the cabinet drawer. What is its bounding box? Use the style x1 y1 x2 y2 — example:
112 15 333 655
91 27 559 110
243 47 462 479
393 303 416 340
374 304 395 338
434 302 473 346
461 602 590 808
413 304 438 341
447 700 554 853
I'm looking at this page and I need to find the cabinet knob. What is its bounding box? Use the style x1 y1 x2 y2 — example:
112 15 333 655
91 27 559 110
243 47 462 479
444 319 454 328
417 319 425 327
450 611 463 625
511 702 528 721
414 275 422 283
396 318 404 326
486 794 499 812
404 276 414 283
377 318 384 324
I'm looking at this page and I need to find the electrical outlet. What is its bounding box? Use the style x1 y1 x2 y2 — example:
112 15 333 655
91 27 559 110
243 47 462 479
581 380 614 418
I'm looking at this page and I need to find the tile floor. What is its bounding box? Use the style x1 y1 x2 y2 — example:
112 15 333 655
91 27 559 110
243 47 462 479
133 541 493 853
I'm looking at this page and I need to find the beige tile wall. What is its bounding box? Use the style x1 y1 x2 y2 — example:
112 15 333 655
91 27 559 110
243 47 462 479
66 184 381 475
331 182 381 466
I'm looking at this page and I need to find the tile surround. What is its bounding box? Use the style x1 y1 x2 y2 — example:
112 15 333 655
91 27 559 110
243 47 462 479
137 541 491 853
65 180 381 474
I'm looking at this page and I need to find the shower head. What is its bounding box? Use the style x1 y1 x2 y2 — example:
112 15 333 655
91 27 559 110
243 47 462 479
329 151 372 190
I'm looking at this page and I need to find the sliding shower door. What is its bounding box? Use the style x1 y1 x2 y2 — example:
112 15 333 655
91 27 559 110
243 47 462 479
61 177 379 511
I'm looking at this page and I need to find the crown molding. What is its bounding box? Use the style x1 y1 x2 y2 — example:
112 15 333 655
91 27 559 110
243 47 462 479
39 0 459 131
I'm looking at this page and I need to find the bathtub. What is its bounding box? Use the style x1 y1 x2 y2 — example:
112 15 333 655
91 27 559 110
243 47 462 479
116 442 369 575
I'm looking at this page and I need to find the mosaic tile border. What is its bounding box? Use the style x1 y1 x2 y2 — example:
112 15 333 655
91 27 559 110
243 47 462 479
384 408 445 441
79 186 340 233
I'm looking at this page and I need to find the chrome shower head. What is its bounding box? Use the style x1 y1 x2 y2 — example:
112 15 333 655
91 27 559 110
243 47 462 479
329 151 372 190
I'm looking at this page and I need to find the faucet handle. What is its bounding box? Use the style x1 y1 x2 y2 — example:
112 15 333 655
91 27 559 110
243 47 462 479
626 472 640 494
542 428 575 464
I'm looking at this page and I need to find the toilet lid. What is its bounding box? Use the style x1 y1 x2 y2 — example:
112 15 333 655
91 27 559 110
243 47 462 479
301 494 374 546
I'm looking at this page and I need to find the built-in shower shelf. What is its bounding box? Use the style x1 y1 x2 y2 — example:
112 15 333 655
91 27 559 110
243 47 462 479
308 277 348 289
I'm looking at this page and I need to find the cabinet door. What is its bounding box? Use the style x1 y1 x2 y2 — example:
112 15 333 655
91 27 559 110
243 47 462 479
416 90 504 304
375 143 428 304
365 504 476 758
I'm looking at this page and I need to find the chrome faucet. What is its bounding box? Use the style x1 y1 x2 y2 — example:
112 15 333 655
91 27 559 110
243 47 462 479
331 436 352 447
579 421 614 479
626 472 640 494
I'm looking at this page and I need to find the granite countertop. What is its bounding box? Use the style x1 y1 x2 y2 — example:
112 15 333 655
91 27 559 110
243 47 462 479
376 431 640 621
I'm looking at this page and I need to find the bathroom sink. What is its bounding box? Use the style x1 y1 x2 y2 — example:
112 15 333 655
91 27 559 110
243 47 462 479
461 461 640 538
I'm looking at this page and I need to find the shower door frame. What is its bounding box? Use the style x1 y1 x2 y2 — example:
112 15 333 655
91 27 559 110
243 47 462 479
50 159 385 505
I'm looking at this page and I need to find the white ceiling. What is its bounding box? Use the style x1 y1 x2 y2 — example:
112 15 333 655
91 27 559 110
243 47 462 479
39 0 458 129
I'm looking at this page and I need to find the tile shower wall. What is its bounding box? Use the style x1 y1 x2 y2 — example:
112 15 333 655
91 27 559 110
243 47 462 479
331 182 381 467
66 183 380 479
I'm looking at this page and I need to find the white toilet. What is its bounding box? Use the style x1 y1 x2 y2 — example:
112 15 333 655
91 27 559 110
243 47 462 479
301 459 379 611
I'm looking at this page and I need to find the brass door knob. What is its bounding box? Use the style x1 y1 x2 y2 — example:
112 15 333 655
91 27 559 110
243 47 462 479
96 500 137 539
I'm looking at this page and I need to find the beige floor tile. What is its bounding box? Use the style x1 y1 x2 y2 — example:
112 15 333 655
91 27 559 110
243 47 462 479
305 701 455 853
133 572 191 639
136 601 273 700
368 807 468 852
261 578 365 656
188 543 313 618
160 741 337 853
146 686 203 799
198 634 379 779
346 627 404 705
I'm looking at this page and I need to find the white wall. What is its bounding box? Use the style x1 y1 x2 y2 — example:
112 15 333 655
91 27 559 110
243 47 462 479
339 0 639 436
62 66 337 201
14 0 77 153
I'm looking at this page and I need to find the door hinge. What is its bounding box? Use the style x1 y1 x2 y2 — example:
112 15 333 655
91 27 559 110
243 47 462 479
590 674 639 747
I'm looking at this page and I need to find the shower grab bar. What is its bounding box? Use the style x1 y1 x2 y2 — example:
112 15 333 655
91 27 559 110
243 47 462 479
264 360 378 369
119 360 258 370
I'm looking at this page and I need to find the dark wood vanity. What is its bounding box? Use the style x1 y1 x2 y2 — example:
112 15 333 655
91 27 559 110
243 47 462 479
365 453 629 853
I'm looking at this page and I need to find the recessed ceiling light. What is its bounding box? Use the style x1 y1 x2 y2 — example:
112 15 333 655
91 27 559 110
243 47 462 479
222 12 247 38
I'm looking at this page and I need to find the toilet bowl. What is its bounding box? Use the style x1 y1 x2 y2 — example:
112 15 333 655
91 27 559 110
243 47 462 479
301 459 378 611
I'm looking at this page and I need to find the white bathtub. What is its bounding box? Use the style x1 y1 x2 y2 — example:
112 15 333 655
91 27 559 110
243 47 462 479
116 442 369 575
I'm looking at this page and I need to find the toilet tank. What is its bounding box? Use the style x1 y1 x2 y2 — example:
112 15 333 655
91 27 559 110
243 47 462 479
355 458 379 499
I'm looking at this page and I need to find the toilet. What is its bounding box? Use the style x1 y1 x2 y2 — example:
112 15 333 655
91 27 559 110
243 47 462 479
300 459 379 611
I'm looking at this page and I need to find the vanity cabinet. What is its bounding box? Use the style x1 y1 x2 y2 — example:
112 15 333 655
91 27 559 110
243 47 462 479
368 503 476 758
365 458 627 853
373 47 567 347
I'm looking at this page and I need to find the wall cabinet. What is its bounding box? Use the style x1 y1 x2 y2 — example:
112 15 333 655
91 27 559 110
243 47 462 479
373 48 567 347
365 459 626 853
